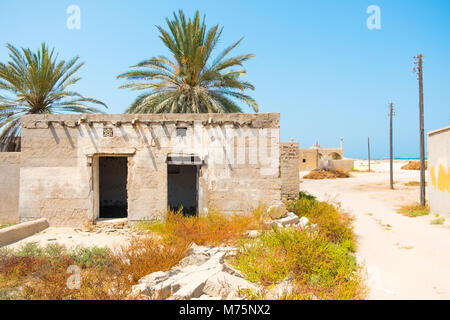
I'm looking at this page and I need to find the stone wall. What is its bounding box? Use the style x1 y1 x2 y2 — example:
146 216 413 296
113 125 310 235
280 142 299 201
0 153 20 223
299 149 318 171
427 126 450 218
318 159 354 171
18 113 282 226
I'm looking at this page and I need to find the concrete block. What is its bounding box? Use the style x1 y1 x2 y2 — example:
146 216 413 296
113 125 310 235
0 218 49 247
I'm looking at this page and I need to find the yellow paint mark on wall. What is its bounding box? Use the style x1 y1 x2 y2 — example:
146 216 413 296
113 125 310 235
430 164 450 193
430 166 436 188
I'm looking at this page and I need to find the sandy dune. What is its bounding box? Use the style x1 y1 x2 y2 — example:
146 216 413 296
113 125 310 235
301 159 450 299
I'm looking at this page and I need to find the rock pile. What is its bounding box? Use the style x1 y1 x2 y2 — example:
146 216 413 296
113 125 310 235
252 203 318 234
130 244 258 300
130 204 319 300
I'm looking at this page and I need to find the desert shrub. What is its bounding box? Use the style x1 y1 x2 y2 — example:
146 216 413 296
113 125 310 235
67 246 112 268
0 238 189 300
298 191 316 201
287 197 355 251
401 161 427 170
303 168 351 180
0 207 269 300
430 218 445 225
115 236 189 283
231 228 363 300
397 203 429 217
137 206 267 246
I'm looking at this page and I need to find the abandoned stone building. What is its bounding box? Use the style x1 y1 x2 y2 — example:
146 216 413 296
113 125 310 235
0 113 299 227
298 140 354 171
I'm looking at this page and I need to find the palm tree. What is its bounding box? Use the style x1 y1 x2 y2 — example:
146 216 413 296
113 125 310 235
0 43 106 149
117 10 258 114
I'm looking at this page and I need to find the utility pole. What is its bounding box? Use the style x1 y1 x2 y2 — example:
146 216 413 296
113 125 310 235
414 54 426 206
368 137 371 172
389 102 394 190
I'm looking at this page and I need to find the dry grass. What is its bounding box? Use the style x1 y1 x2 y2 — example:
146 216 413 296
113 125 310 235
287 192 355 250
303 168 351 180
1 203 363 300
404 181 428 187
136 206 268 246
0 237 188 300
233 194 364 300
430 218 445 225
0 207 268 300
401 161 427 170
397 202 430 217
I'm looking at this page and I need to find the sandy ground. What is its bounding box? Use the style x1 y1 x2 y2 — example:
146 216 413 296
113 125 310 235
5 218 137 253
301 159 450 299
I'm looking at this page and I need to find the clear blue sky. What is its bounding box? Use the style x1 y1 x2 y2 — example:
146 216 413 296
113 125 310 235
1 0 449 159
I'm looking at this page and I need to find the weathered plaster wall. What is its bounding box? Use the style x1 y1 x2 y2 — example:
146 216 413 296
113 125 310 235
298 148 347 171
19 113 281 226
299 149 318 171
0 153 20 223
427 126 450 217
318 159 354 171
280 142 299 201
318 148 343 160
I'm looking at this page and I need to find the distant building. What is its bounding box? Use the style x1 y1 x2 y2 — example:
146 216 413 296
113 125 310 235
298 139 354 171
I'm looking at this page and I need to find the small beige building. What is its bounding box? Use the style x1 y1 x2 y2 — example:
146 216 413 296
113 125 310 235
298 141 354 171
427 126 450 218
0 113 299 226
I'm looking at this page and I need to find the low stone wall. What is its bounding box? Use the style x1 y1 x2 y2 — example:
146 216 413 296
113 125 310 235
319 159 354 171
298 149 318 171
0 153 20 223
280 142 299 201
0 218 49 247
427 126 450 218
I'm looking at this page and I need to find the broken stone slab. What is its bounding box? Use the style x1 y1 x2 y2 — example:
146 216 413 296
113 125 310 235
191 294 221 300
202 271 258 299
187 243 214 256
175 253 210 269
171 267 223 300
267 203 288 220
268 221 284 229
273 213 299 226
266 275 295 299
223 262 245 278
296 216 309 229
245 230 260 239
132 245 256 300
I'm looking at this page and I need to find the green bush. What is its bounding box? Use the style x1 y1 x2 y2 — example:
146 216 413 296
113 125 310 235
232 228 362 299
287 196 355 251
67 246 112 268
430 218 445 225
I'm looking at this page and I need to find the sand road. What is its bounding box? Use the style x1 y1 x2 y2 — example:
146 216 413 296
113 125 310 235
300 160 450 299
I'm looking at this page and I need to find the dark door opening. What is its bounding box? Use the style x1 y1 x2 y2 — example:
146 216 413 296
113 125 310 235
167 165 198 216
99 157 128 219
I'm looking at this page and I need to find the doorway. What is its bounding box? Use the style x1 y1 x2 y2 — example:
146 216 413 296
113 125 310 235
99 157 128 219
167 165 198 216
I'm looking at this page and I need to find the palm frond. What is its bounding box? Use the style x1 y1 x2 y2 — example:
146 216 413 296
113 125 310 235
0 43 107 145
118 10 257 114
